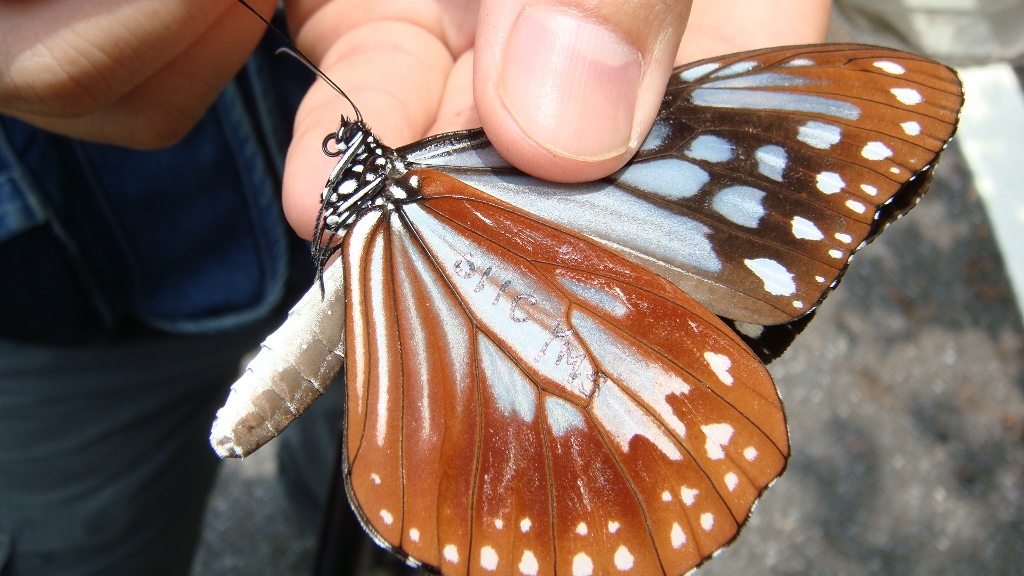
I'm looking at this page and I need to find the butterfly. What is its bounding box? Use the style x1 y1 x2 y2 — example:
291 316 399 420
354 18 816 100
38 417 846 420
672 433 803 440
211 38 963 576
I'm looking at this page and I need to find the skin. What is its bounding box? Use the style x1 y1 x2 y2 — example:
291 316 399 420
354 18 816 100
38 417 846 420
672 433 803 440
0 0 832 241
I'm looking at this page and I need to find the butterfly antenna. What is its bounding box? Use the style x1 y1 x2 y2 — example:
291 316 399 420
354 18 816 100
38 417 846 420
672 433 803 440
233 0 363 122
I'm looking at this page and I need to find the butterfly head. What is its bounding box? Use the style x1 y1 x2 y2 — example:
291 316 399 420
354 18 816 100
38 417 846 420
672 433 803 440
312 118 418 280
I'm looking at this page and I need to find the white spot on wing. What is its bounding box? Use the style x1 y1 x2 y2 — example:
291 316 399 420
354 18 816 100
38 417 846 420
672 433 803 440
520 518 532 532
576 522 589 536
480 546 499 571
829 249 844 259
891 87 923 105
494 519 504 529
861 184 878 196
444 544 460 563
846 199 867 214
681 486 698 505
835 233 853 244
704 352 734 385
901 121 922 136
662 490 673 502
725 472 739 491
608 520 621 533
520 551 539 576
380 510 393 525
744 446 758 461
793 300 804 309
744 258 797 296
700 513 715 531
370 473 381 485
573 552 594 576
671 523 686 548
614 546 635 571
702 423 735 460
409 528 420 542
862 141 894 160
816 171 845 194
792 216 824 241
874 61 906 74
784 58 815 67
797 120 842 149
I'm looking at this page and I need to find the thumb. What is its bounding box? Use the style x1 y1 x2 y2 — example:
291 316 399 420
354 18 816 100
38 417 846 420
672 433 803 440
474 0 692 183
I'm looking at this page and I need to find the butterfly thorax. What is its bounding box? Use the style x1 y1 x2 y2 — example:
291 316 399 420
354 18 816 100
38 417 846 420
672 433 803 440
312 120 418 274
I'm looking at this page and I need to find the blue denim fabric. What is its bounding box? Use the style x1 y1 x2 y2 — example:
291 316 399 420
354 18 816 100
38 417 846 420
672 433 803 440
0 31 314 345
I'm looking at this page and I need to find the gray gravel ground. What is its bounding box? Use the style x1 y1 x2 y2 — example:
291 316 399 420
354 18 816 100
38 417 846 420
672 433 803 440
191 436 319 575
190 131 1024 575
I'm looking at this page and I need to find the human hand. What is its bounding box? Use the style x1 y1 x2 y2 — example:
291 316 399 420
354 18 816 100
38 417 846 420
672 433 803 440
0 0 278 148
280 0 831 241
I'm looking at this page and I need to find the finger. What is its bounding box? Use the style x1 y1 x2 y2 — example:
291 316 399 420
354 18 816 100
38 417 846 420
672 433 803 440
428 50 480 135
475 0 692 183
281 3 456 238
677 0 832 64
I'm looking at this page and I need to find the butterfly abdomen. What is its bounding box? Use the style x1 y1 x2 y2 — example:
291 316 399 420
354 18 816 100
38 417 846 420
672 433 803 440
210 260 346 458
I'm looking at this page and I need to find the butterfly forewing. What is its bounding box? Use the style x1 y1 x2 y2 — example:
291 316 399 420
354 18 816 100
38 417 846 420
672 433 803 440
400 44 963 327
343 169 788 575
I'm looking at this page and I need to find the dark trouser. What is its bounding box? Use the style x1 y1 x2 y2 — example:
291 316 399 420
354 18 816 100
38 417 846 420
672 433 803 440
0 328 264 576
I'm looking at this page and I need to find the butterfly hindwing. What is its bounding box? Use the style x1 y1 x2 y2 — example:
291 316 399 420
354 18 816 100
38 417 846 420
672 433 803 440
343 169 788 575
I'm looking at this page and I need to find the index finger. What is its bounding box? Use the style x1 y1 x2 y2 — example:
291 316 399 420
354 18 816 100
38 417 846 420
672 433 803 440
280 0 463 239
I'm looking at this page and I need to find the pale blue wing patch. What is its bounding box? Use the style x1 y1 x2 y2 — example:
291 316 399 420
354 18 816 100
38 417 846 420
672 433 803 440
478 333 538 422
691 89 861 120
710 60 759 77
591 374 683 460
545 396 586 437
402 202 596 400
684 135 734 163
797 121 842 150
754 145 787 181
556 276 629 318
712 186 767 228
614 158 710 200
679 62 721 82
703 73 813 89
638 120 671 153
571 309 691 446
452 172 723 274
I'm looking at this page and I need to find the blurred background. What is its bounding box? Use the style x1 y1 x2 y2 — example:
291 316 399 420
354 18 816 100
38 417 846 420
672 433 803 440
191 1 1024 574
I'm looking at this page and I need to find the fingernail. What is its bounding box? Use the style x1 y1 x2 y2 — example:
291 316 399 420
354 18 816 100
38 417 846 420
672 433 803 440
499 8 642 160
